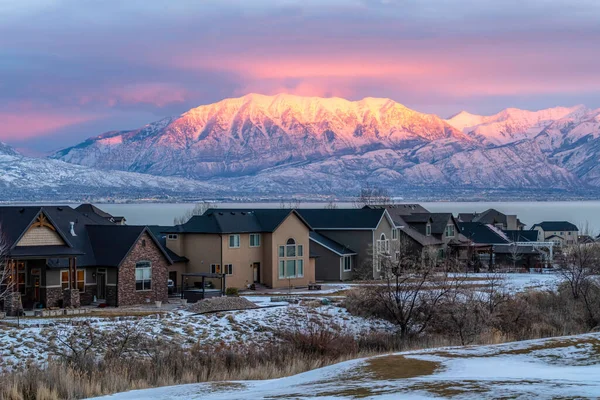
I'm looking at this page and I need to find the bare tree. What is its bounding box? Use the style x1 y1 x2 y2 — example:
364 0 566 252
174 202 215 225
324 200 338 210
0 230 14 312
354 183 391 208
507 243 524 271
556 242 600 300
367 241 455 339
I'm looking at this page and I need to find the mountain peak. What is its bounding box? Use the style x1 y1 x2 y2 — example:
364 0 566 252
0 142 20 156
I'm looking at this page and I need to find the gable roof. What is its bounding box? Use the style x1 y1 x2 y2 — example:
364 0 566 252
87 225 172 267
502 230 539 242
309 231 357 256
365 204 430 216
531 221 579 232
458 209 525 228
458 222 511 244
168 209 310 234
76 203 126 224
299 208 389 230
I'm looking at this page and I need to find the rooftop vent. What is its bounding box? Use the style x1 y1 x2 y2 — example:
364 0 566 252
57 207 63 211
69 221 77 237
218 212 223 216
19 208 24 214
230 212 235 215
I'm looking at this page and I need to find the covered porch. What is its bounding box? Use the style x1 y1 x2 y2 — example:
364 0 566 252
3 247 84 314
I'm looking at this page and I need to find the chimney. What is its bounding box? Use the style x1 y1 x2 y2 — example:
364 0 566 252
69 222 77 236
506 215 517 231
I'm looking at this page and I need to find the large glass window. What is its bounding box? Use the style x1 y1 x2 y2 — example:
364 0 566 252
278 261 285 279
286 260 296 277
135 261 152 291
17 262 26 294
61 269 85 292
297 260 304 277
286 238 296 257
61 271 69 290
343 257 352 272
445 225 455 237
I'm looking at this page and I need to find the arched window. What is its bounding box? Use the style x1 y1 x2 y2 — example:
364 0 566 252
286 238 296 257
380 233 386 241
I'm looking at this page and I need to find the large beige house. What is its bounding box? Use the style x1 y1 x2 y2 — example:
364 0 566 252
163 209 315 289
531 221 579 246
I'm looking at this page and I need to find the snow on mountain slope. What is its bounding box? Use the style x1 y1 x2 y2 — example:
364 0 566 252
53 94 470 179
0 142 19 156
0 153 217 200
49 95 600 195
446 105 588 145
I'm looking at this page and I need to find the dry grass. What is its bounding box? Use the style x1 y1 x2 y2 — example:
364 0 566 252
363 355 440 380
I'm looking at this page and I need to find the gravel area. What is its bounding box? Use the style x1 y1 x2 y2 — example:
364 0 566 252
186 297 260 314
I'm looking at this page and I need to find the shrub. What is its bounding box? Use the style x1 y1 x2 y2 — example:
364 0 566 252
225 287 239 296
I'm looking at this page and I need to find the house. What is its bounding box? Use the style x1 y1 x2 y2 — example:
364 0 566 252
458 222 543 269
531 221 579 246
76 203 127 225
367 205 470 260
458 209 525 230
297 208 395 280
163 209 315 289
148 226 189 293
0 206 172 315
578 235 596 245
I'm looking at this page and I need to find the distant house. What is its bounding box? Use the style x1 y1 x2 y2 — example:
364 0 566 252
531 221 579 246
459 222 542 269
0 206 171 314
76 203 127 225
368 205 470 260
163 209 315 289
578 235 596 245
458 209 525 230
297 208 395 280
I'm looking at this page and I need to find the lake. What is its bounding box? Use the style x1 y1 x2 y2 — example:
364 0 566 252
96 201 600 234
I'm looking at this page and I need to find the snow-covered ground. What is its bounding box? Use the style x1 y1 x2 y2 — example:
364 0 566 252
92 333 600 399
0 299 393 370
450 272 561 293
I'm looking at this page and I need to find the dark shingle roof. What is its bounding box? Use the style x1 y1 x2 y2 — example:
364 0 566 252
76 203 125 224
365 204 430 216
87 225 172 267
168 209 309 234
531 221 579 232
503 230 538 242
492 244 541 255
429 213 455 235
299 209 386 230
309 231 357 256
402 213 433 224
458 222 511 244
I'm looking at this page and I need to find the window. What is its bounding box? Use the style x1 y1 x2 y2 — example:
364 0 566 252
278 260 285 279
286 260 296 277
224 264 233 275
377 233 389 253
76 270 85 292
286 238 296 257
559 231 564 236
60 269 85 292
445 225 455 237
167 234 178 240
229 234 240 248
392 229 398 240
426 224 432 236
297 244 303 257
249 234 261 247
495 223 504 229
568 232 572 236
297 259 304 277
135 261 152 291
210 264 221 274
343 256 352 272
278 246 285 257
61 271 69 290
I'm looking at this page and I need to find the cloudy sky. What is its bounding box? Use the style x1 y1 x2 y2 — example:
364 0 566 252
1 0 600 153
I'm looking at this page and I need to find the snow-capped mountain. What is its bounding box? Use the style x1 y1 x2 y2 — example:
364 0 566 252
0 151 220 201
48 94 600 197
0 142 19 156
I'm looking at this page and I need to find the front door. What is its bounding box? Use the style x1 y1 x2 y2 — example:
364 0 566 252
253 262 260 283
96 272 106 300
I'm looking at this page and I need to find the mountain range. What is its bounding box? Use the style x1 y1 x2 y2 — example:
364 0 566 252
2 93 600 200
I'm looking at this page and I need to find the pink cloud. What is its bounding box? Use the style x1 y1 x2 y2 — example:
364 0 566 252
107 83 190 108
0 112 101 140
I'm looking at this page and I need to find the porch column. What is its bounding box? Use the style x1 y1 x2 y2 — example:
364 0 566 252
3 259 23 316
63 257 80 308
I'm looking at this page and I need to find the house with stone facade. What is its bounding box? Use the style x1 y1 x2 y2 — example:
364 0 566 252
0 206 172 315
163 209 315 289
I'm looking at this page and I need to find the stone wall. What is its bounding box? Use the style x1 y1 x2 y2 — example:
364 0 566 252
106 286 118 306
82 285 96 306
4 292 23 316
45 287 63 308
117 232 169 307
63 288 80 308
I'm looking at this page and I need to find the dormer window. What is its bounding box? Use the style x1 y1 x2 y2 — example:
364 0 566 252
445 225 455 238
426 223 431 236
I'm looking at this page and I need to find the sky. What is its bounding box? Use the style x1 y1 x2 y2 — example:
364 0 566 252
1 0 600 154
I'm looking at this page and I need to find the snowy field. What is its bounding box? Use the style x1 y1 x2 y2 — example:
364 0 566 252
93 333 600 399
0 299 393 370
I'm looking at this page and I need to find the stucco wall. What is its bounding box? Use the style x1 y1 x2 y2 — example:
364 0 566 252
270 213 313 288
221 233 264 289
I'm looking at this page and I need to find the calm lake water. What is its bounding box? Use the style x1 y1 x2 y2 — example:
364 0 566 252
96 201 600 234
